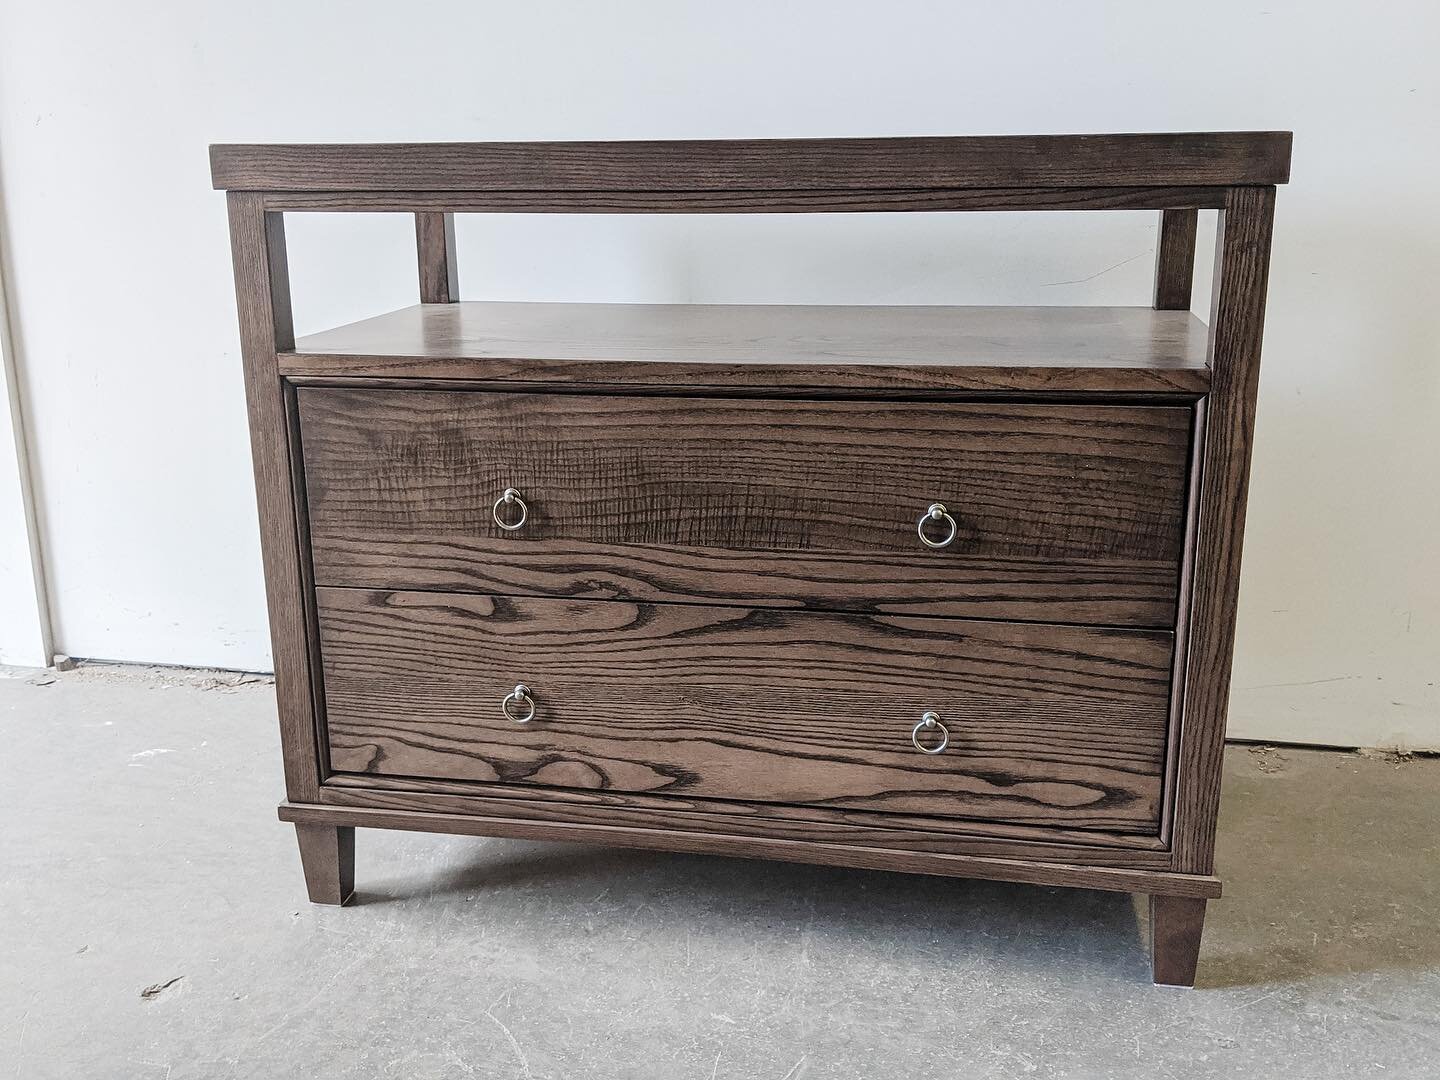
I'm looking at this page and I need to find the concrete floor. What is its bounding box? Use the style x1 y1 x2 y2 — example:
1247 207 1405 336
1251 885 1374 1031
1 666 1437 1080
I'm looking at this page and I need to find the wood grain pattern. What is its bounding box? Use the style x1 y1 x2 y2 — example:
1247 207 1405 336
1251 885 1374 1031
285 302 1212 394
317 588 1174 831
262 186 1231 214
298 390 1191 624
1170 187 1277 873
209 133 1293 192
294 823 354 905
319 776 1174 865
1153 209 1199 310
216 134 1283 941
303 540 1183 627
1160 398 1206 845
1150 894 1207 986
284 382 333 780
279 801 1222 899
414 212 458 304
226 194 321 801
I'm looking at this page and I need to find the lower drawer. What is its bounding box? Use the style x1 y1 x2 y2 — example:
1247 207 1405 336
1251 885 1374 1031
317 588 1173 833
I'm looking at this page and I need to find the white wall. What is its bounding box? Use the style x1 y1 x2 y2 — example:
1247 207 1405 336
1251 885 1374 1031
0 238 51 667
0 1 1435 747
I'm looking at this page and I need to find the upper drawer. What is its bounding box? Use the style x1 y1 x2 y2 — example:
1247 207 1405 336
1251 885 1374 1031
297 390 1192 625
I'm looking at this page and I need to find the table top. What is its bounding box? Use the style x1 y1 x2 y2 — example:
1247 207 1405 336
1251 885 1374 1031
211 133 1292 192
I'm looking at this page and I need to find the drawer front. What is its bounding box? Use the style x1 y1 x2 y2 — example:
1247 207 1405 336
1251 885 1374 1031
318 588 1173 833
297 390 1192 626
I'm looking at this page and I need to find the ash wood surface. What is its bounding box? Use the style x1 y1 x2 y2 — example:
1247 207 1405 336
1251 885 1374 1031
279 801 1222 899
1171 187 1277 873
317 588 1173 831
1153 209 1199 310
414 212 458 304
319 776 1173 866
1160 399 1206 845
326 769 1171 853
286 302 1212 394
263 186 1231 215
293 823 354 905
210 133 1292 192
298 390 1192 625
301 538 1181 627
1150 894 1207 986
217 133 1284 948
226 195 322 802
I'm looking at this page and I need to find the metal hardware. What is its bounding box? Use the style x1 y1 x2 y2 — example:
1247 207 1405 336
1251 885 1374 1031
493 487 529 531
912 710 949 754
917 502 957 549
502 683 536 723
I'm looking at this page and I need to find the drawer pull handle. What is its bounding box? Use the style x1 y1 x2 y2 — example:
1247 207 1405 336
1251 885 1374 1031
917 502 957 549
493 487 529 532
912 710 950 754
502 683 536 723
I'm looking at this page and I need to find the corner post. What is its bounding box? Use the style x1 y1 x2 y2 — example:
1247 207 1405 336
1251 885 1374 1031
415 212 459 303
1171 186 1277 877
225 193 321 804
1153 208 1199 310
1151 894 1207 986
295 823 355 905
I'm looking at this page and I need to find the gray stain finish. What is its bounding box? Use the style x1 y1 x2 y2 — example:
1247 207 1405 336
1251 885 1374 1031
215 133 1288 985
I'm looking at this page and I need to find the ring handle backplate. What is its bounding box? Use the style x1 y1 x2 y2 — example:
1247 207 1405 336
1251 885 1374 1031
912 709 950 754
917 503 958 549
502 683 536 723
493 487 529 532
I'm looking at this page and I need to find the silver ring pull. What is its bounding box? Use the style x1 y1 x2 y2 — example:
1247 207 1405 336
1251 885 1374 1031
917 502 957 549
912 710 949 754
493 487 529 532
502 683 536 723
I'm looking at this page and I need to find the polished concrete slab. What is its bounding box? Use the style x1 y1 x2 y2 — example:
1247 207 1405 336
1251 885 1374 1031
2 664 1437 1079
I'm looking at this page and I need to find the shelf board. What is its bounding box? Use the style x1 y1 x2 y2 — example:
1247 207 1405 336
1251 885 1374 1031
284 302 1211 394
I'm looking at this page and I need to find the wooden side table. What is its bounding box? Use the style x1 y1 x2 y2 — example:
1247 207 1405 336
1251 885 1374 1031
213 132 1289 985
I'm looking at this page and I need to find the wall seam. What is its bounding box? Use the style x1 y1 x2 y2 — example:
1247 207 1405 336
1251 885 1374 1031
0 151 56 667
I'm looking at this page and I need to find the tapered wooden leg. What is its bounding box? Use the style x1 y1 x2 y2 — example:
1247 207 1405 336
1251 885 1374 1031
294 824 355 905
1150 895 1206 986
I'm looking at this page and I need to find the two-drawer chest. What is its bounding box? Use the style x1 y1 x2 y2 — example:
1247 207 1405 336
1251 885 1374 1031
212 133 1289 986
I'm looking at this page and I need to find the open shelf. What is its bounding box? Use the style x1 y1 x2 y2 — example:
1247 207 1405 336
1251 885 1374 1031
284 302 1211 394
